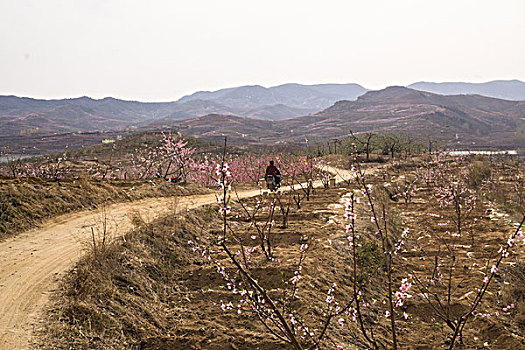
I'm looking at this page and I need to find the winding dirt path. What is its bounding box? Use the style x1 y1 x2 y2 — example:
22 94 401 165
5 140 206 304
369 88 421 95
0 167 360 349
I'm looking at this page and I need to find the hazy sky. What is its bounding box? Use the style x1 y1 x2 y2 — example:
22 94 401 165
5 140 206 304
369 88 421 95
1 0 524 101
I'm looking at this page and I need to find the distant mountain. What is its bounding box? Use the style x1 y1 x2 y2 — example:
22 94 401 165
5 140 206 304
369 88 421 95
281 86 525 147
243 104 317 121
0 83 368 136
0 95 157 135
150 100 318 125
3 83 525 149
409 80 525 101
170 87 525 149
177 83 368 110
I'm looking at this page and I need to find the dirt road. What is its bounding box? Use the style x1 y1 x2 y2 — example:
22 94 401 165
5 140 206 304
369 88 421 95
0 168 358 349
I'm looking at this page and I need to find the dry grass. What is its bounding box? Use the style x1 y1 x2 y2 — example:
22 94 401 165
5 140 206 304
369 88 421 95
38 208 205 349
0 175 207 238
37 187 357 349
36 156 525 349
502 261 525 331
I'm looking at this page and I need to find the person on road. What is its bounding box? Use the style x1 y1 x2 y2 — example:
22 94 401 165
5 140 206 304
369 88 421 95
265 160 281 187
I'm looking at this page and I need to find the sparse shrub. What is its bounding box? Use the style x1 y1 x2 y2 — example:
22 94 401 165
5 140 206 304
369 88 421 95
501 261 525 330
356 240 383 283
466 160 492 189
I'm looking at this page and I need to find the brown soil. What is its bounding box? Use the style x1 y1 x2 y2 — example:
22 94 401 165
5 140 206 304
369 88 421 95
0 190 254 349
37 187 355 349
37 158 525 349
0 169 353 350
385 157 525 349
37 155 525 349
5 158 525 350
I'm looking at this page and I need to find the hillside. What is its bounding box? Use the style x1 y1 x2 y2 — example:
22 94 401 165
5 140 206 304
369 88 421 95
409 80 525 101
170 114 277 144
0 96 162 135
178 83 368 110
281 87 524 146
166 87 525 149
0 84 368 136
3 86 525 150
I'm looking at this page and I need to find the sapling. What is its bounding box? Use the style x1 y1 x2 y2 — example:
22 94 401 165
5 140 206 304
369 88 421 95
190 138 354 349
389 175 419 205
446 216 525 349
235 191 277 259
343 147 415 350
406 158 524 349
274 188 294 229
0 146 26 177
348 130 375 162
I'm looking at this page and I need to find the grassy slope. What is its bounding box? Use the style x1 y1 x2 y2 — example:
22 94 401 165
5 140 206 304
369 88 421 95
0 131 217 238
39 188 354 349
0 176 207 238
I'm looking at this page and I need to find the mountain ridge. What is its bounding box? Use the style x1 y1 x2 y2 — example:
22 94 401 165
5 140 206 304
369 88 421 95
177 83 368 110
167 87 525 149
0 83 369 136
2 81 525 146
409 80 525 101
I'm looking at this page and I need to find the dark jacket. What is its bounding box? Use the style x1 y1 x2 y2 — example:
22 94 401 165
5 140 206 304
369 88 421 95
265 165 280 177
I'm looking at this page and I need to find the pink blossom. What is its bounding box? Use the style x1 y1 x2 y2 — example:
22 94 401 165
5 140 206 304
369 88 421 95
290 275 301 285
